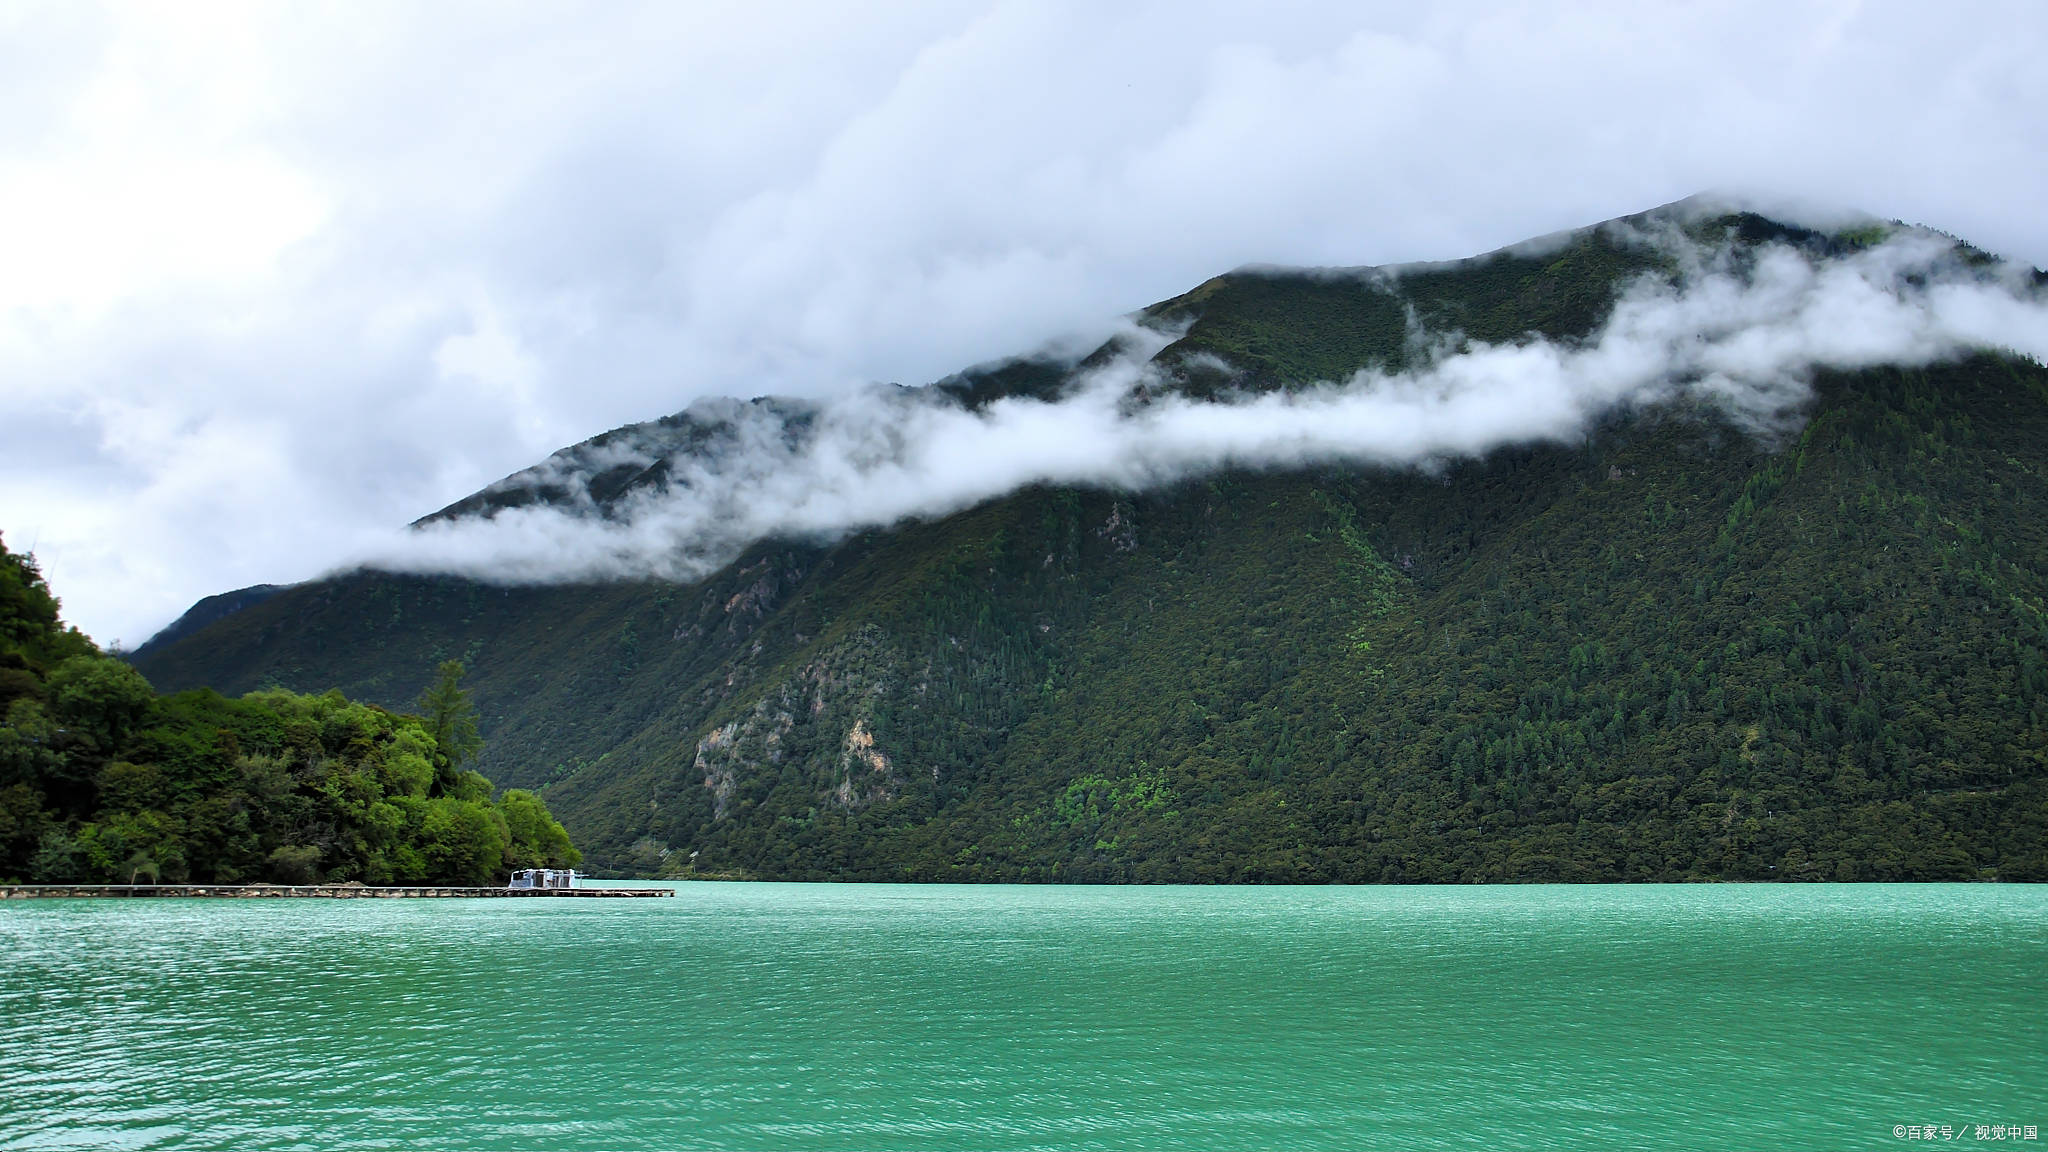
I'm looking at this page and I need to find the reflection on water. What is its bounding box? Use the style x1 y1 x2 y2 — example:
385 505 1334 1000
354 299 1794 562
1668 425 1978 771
2 884 2043 1151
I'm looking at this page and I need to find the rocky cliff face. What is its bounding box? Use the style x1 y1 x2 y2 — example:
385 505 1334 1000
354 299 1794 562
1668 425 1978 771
690 628 906 826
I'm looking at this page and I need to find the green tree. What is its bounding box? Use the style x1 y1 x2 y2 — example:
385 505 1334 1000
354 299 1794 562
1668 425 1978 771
48 654 155 752
501 789 581 870
418 798 508 885
0 540 585 885
417 659 482 789
0 534 92 667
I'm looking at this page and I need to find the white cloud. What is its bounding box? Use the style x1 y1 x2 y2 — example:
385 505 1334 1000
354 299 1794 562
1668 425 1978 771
1 0 2043 643
372 230 2048 588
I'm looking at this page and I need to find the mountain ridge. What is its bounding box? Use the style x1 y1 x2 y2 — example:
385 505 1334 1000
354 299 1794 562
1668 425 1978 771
129 200 2048 881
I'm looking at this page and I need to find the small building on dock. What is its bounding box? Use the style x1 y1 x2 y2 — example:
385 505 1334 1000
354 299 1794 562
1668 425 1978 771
508 868 576 890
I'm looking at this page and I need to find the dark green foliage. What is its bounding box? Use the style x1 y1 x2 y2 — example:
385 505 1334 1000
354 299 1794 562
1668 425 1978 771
127 217 2048 884
1152 272 1414 389
935 354 1076 409
141 584 284 654
128 352 2048 884
0 543 94 676
418 659 483 786
500 789 578 871
0 535 580 885
1148 225 1667 392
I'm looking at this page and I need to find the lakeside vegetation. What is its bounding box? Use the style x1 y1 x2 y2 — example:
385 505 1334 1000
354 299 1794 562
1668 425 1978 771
0 539 578 885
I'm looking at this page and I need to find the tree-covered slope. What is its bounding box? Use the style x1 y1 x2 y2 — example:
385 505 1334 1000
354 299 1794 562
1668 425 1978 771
0 538 580 885
130 207 2048 881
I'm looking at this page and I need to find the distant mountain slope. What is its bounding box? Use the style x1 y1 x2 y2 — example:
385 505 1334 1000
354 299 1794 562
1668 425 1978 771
131 203 2048 881
130 583 282 657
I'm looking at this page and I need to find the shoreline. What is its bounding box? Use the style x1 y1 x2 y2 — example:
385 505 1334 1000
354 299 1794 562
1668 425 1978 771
0 883 673 899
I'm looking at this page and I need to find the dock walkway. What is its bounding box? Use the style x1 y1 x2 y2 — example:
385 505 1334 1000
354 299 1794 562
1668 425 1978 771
1 884 673 899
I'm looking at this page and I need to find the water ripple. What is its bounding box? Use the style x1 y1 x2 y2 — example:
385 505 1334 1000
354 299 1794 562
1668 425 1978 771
1 884 2043 1150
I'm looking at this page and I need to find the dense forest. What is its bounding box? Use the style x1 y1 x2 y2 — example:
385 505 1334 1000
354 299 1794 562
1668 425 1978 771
0 537 579 885
130 206 2048 882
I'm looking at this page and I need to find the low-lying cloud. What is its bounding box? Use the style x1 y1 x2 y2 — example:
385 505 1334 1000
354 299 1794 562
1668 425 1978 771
12 2 2048 646
371 228 2048 586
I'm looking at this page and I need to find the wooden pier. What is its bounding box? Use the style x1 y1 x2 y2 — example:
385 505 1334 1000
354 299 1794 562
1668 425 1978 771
0 883 673 899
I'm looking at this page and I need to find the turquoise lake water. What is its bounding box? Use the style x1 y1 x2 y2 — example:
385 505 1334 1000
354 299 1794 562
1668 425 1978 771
1 883 2042 1150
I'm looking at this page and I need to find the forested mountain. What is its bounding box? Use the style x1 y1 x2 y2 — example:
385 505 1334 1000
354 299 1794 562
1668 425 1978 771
129 202 2048 882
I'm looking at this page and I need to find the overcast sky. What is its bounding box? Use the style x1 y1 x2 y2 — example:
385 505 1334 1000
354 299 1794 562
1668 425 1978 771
3 0 2044 647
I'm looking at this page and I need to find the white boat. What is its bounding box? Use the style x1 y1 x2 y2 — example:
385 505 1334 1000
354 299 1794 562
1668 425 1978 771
507 868 576 890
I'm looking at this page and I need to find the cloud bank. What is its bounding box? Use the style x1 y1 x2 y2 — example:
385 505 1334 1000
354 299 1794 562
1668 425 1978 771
3 1 2046 643
375 229 2048 585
